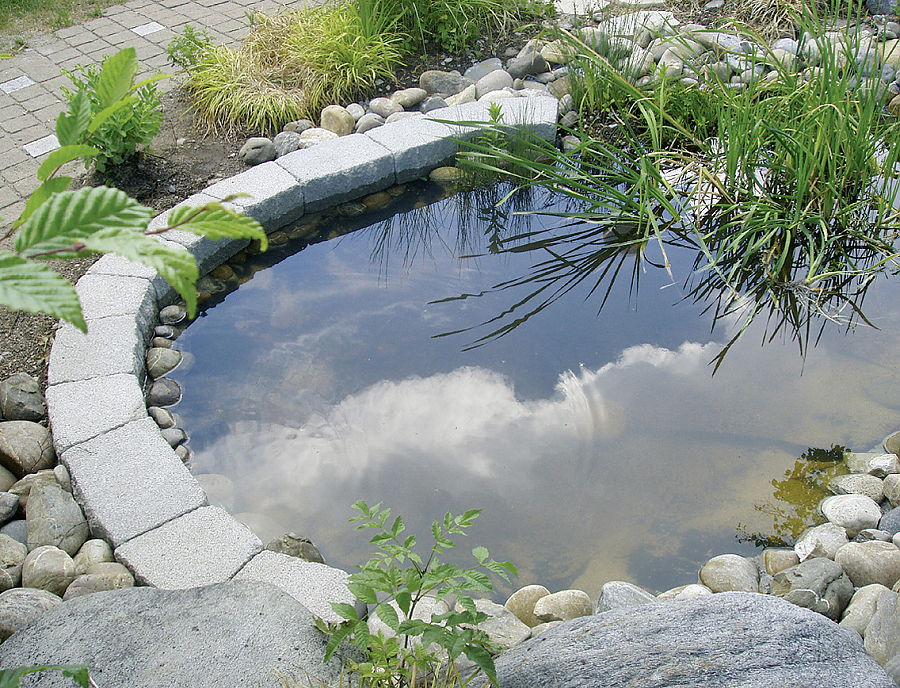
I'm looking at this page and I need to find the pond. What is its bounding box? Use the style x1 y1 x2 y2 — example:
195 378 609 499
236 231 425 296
168 180 900 597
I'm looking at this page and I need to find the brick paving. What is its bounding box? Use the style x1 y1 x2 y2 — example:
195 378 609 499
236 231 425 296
0 0 308 228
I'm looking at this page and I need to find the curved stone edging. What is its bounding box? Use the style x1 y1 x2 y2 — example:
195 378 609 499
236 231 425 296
44 96 559 623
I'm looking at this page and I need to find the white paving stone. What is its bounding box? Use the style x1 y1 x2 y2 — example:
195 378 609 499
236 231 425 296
0 75 35 94
203 161 304 229
23 134 60 157
131 21 165 36
234 550 353 623
46 373 147 454
60 418 206 547
276 134 395 212
48 316 148 385
116 506 263 588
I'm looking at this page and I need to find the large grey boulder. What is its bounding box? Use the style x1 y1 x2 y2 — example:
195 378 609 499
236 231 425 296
0 581 348 687
0 588 62 641
495 592 896 688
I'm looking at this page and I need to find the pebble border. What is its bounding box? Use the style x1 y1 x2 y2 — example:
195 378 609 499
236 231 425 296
43 95 559 623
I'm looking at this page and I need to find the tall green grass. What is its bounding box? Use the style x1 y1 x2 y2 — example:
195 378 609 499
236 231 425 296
456 4 900 367
185 6 404 132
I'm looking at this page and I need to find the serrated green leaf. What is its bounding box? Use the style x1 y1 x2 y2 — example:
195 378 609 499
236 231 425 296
16 186 153 256
166 205 267 250
87 97 137 135
331 602 359 621
463 570 492 591
56 89 92 146
61 666 91 688
348 582 378 604
396 590 412 616
463 644 497 686
0 251 85 331
456 594 476 614
323 621 355 662
37 145 98 182
461 508 482 524
82 232 199 319
391 514 405 538
0 664 91 688
13 177 73 231
353 619 370 649
96 47 138 108
375 602 400 632
472 546 489 564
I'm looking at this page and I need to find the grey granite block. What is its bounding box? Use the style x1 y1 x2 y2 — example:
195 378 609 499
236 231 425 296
74 273 157 328
276 134 395 212
364 116 459 184
46 373 147 455
48 316 148 386
86 253 174 305
115 506 263 588
203 161 304 230
234 550 353 623
60 417 207 547
147 193 249 275
496 95 559 141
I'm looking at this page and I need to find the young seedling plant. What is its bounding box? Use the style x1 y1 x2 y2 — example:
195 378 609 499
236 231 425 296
319 501 517 688
0 47 267 331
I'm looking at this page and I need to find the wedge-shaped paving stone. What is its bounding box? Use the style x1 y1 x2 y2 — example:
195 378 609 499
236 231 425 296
365 116 460 184
496 95 559 141
234 549 353 623
203 161 304 230
46 374 146 455
48 317 147 386
116 506 262 588
276 134 394 212
60 418 206 547
74 273 157 328
147 193 249 275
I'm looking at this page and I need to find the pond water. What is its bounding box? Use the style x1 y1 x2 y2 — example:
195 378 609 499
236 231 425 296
168 181 900 598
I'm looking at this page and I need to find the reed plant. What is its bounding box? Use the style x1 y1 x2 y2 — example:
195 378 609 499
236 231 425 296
456 2 900 366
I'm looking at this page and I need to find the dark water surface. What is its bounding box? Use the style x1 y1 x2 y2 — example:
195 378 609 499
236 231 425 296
169 182 900 597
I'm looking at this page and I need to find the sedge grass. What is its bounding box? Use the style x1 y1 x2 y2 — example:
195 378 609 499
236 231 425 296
454 1 900 368
185 5 404 132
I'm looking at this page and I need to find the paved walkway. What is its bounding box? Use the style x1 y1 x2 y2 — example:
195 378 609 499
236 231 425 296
0 0 307 228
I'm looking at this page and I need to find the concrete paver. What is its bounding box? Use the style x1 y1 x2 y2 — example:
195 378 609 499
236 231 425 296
0 0 307 229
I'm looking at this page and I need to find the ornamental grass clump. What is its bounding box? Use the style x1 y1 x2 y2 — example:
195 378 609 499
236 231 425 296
455 1 900 367
180 0 551 132
184 6 404 132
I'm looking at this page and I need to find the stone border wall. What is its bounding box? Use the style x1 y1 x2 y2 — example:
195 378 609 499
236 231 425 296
43 97 559 623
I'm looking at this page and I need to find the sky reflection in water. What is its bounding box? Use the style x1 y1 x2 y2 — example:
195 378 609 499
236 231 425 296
170 184 900 597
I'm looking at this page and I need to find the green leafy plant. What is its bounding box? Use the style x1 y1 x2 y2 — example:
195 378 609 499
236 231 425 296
186 6 403 131
318 501 517 687
0 664 91 687
0 47 268 331
60 48 163 173
166 24 213 71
